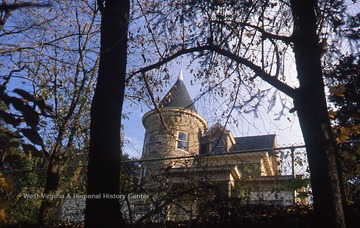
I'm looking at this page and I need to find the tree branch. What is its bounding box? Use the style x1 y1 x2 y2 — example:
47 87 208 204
210 19 293 44
142 72 169 133
237 21 293 43
129 45 297 98
0 2 51 11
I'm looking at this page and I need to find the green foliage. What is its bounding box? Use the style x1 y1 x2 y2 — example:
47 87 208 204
237 163 261 179
120 153 140 194
0 1 99 225
0 132 89 225
287 179 310 200
0 121 45 225
231 181 252 204
0 173 13 222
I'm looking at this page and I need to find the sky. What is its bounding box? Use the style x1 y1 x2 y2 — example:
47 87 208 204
122 66 305 159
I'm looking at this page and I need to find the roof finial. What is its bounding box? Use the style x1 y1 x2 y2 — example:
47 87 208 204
178 69 184 81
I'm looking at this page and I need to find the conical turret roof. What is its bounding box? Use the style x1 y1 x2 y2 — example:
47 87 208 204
159 70 197 112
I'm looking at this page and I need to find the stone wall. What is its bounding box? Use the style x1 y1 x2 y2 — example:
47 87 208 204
141 107 208 175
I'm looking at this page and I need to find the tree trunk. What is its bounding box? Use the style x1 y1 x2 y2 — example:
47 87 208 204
38 154 61 226
84 0 129 227
38 130 65 226
290 0 346 227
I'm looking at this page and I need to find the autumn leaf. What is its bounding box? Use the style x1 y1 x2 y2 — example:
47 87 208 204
354 124 360 134
336 127 351 143
356 164 360 174
330 84 346 98
0 209 7 220
0 174 14 192
328 110 337 119
0 127 21 138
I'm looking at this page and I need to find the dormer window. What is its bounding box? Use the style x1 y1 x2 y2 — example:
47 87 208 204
177 132 188 150
211 139 225 154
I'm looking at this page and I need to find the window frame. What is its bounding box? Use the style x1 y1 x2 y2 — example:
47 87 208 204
144 134 151 154
143 165 147 176
211 138 225 154
176 131 188 150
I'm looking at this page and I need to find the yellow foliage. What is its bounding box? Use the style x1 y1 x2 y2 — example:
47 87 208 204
0 174 14 192
335 124 360 143
0 174 13 221
328 110 337 119
354 124 360 134
341 127 351 135
0 209 7 220
330 84 346 97
336 127 351 143
342 151 349 160
0 198 9 210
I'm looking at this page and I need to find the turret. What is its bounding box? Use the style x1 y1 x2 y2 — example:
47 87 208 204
141 70 208 175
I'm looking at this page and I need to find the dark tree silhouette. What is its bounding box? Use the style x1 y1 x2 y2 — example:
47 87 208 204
85 0 129 227
289 1 345 226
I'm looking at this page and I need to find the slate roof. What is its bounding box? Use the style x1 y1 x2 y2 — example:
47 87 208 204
232 134 276 152
159 77 197 112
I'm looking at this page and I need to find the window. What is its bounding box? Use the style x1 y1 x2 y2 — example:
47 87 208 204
177 132 188 150
144 134 151 153
211 139 224 154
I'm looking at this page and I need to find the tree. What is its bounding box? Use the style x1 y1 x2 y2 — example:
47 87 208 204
1 0 100 225
0 106 18 224
0 98 45 224
127 0 359 226
289 2 345 226
34 2 99 224
326 55 360 204
84 0 129 227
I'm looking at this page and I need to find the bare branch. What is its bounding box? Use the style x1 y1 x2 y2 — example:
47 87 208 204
0 2 51 11
142 72 169 133
136 0 164 59
237 21 293 43
129 45 297 98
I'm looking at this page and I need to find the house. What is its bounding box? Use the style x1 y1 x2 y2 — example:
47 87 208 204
139 70 307 221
